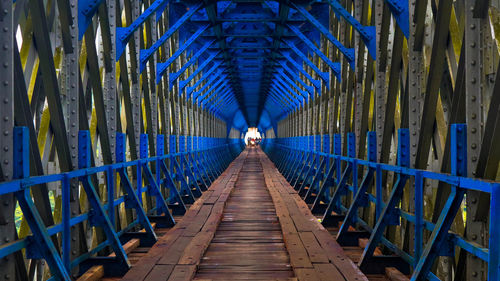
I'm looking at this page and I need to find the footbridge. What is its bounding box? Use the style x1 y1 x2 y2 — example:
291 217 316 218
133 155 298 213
0 0 499 280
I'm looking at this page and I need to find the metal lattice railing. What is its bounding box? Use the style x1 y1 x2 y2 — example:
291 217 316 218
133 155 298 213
0 127 244 280
262 124 500 281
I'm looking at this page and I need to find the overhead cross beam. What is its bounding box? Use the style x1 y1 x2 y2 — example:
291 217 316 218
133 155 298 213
125 1 203 64
259 1 290 121
203 1 246 121
281 51 321 90
186 60 224 98
169 40 216 90
283 40 331 85
286 25 341 81
289 2 355 70
277 61 315 95
155 24 210 82
179 51 220 92
115 0 171 59
324 0 377 59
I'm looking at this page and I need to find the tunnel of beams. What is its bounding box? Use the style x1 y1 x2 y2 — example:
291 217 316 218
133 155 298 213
155 0 340 135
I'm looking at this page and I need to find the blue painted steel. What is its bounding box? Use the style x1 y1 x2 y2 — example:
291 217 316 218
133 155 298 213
116 133 126 163
270 84 300 107
78 130 131 274
281 52 322 90
198 78 229 105
13 127 73 279
179 51 220 92
78 0 104 39
278 61 315 95
262 125 500 280
209 88 233 110
414 170 424 265
290 3 355 70
209 88 232 108
191 71 226 100
275 70 308 98
155 24 210 80
200 80 229 105
284 40 330 85
412 124 467 280
287 25 342 80
13 127 29 179
0 129 243 278
269 90 294 110
139 1 204 70
115 0 170 59
325 0 377 60
489 184 500 280
336 132 376 245
156 0 169 22
187 64 224 98
170 40 216 90
385 0 410 38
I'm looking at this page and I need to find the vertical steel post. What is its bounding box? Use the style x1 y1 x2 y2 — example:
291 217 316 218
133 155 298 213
465 0 486 277
0 0 14 276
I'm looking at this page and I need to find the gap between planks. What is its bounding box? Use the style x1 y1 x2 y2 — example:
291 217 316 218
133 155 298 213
258 149 369 281
120 151 248 281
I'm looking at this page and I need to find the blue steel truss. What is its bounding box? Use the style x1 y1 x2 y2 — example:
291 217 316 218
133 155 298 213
71 0 416 129
5 0 469 279
0 127 244 279
99 0 379 127
262 124 500 281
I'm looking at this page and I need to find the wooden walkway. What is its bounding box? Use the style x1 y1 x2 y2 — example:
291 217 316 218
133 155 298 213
120 147 368 281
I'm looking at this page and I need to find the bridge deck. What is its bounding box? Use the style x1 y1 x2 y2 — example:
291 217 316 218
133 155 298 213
120 148 369 281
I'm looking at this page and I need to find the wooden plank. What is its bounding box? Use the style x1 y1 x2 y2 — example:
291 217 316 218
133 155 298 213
157 236 193 265
312 229 368 281
76 266 104 281
200 202 225 233
359 238 382 256
144 265 175 281
385 267 410 281
298 232 329 263
313 263 346 281
259 150 367 281
167 265 197 281
109 239 140 257
79 238 141 280
295 268 320 281
178 231 214 265
203 195 219 205
283 232 313 268
183 205 213 236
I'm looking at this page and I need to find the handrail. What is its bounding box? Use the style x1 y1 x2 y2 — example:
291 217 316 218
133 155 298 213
261 124 500 280
0 127 245 280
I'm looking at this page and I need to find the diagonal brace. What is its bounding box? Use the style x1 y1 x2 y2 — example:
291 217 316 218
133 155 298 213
286 25 341 81
139 1 204 72
179 51 220 92
290 3 355 69
281 52 322 90
154 24 210 82
170 40 216 90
